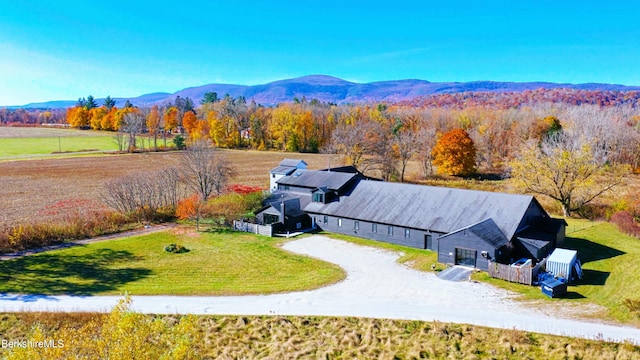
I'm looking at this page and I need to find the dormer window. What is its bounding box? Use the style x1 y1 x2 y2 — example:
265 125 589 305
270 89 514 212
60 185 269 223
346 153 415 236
312 192 325 203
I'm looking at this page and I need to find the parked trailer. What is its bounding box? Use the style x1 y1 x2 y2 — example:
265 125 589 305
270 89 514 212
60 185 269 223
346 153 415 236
541 278 567 298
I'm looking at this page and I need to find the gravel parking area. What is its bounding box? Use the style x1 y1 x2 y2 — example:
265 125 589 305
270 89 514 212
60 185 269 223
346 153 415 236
1 235 639 344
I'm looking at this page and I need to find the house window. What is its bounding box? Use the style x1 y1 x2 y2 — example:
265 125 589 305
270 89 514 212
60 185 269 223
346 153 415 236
405 229 410 238
264 213 279 225
338 218 343 227
284 185 290 191
388 226 393 236
312 192 324 203
272 174 276 178
354 221 359 230
323 215 328 224
372 223 377 233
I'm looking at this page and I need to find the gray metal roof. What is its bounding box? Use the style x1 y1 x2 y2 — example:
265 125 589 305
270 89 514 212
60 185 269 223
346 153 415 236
277 170 358 191
304 180 537 239
440 218 510 248
270 165 298 175
279 159 307 167
517 237 551 250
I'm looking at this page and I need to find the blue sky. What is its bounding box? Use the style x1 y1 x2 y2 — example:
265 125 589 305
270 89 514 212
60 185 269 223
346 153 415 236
1 1 639 105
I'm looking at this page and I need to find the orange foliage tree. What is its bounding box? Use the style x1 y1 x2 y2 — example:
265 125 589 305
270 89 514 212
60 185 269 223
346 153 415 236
182 111 199 139
176 195 205 231
66 107 90 128
431 128 477 176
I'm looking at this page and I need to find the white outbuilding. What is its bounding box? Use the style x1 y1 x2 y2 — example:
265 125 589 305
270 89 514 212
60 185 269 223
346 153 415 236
545 248 583 283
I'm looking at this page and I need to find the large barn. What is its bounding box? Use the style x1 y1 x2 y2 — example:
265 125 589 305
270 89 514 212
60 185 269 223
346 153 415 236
255 159 566 271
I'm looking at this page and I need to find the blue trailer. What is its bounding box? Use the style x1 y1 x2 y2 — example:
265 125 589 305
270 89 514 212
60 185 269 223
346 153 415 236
541 278 567 298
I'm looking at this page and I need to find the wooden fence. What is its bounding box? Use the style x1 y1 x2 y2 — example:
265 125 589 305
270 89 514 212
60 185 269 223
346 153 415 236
487 258 547 285
233 220 273 237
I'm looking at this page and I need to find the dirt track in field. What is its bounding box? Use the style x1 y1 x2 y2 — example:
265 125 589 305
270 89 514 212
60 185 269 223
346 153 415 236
0 150 333 226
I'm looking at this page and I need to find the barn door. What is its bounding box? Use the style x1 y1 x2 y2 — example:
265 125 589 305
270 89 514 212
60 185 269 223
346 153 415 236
424 234 433 250
455 248 476 267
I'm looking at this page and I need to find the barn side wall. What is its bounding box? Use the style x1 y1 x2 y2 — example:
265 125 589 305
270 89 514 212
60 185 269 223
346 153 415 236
309 213 441 250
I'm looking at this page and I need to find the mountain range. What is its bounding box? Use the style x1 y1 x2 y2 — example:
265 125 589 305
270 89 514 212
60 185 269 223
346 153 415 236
15 75 640 109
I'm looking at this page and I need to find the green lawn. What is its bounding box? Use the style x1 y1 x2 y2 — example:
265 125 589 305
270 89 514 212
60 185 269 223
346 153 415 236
0 136 118 158
0 230 345 295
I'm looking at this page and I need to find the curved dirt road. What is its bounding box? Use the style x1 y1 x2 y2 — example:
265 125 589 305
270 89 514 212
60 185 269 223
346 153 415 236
1 235 639 344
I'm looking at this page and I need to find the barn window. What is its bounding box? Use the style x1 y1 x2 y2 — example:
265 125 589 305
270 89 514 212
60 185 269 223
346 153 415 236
354 221 359 230
372 223 377 233
404 229 410 238
272 174 276 178
338 218 343 227
388 226 393 236
323 215 328 224
312 192 324 203
296 222 302 229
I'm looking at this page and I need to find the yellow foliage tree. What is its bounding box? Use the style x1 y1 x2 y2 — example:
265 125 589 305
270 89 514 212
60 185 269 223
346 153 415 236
66 107 90 128
510 136 627 217
431 128 477 176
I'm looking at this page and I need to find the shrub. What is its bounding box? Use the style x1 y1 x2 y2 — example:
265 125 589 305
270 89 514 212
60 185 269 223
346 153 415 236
624 298 640 316
5 296 201 359
0 211 135 254
164 243 189 254
610 211 640 238
225 184 264 195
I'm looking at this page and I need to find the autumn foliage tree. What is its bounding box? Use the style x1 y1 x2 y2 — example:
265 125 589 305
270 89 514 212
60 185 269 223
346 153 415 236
431 128 477 176
176 194 206 231
510 134 626 217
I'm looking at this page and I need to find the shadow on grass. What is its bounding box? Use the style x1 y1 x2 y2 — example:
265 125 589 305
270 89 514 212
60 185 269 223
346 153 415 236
563 291 586 299
563 236 625 263
580 269 610 286
0 248 151 296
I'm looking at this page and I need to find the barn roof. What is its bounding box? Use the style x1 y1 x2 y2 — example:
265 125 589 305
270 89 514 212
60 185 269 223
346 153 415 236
279 159 307 167
304 180 537 238
439 218 510 248
270 165 298 175
277 170 358 192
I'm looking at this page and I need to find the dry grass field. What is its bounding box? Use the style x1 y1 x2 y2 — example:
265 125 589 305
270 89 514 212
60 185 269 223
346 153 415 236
2 311 638 359
0 150 334 226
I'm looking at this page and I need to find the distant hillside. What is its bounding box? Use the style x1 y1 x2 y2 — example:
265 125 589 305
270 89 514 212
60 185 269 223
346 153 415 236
11 75 640 108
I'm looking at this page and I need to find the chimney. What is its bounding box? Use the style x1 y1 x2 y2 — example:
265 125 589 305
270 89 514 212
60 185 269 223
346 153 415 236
279 201 285 224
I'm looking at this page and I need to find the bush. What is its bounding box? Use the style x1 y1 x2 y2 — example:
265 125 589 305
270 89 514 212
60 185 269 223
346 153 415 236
164 243 189 254
624 298 640 315
0 212 135 254
610 211 640 238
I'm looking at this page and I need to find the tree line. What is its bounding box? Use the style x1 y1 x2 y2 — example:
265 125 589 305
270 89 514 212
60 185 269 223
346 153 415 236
62 93 640 178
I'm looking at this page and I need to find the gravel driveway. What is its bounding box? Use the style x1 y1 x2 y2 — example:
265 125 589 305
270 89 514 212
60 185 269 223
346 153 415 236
1 235 639 344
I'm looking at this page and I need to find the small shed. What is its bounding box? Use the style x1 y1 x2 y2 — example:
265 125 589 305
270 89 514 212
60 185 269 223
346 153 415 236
545 248 582 283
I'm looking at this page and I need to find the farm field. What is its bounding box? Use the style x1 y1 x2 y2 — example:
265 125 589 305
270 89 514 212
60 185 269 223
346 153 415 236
0 228 344 295
0 136 119 158
0 147 332 226
2 312 638 359
0 127 119 160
